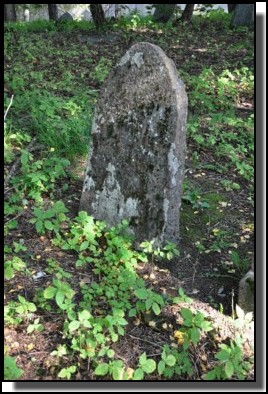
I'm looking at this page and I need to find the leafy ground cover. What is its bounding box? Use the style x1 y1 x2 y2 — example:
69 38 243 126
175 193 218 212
4 11 254 380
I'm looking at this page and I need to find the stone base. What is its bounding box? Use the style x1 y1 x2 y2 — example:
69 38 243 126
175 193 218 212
238 270 254 313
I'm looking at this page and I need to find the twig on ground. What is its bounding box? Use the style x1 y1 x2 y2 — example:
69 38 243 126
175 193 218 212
4 94 14 121
127 333 163 347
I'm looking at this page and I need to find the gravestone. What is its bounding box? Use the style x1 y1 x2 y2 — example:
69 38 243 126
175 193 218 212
80 42 187 246
153 4 176 23
232 4 254 27
58 12 73 22
24 9 30 22
238 257 254 313
238 270 254 313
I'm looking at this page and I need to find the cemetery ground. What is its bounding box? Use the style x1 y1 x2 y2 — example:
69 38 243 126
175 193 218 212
4 12 254 381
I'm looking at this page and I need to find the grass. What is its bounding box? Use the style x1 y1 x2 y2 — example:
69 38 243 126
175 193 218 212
4 11 254 381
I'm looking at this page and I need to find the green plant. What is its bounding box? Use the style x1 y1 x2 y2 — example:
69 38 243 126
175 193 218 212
229 250 250 275
140 240 180 261
58 365 77 380
43 279 75 310
27 318 44 334
15 295 37 317
10 150 70 203
4 256 26 280
4 354 23 380
90 57 112 83
233 304 253 331
182 185 210 210
133 352 156 380
172 287 193 304
134 287 165 316
204 336 252 380
157 345 193 378
178 307 213 349
30 201 69 234
94 359 128 380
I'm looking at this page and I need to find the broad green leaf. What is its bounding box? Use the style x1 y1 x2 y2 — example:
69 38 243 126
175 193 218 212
179 287 185 296
36 220 43 233
112 366 124 380
82 319 92 328
133 368 144 380
68 320 80 332
225 360 234 378
107 349 115 358
44 286 57 299
153 293 165 306
139 352 147 365
128 308 137 317
204 370 217 380
27 325 35 334
200 320 213 331
44 220 54 230
80 241 89 251
134 288 148 300
58 368 67 378
152 302 161 315
18 295 26 304
58 212 66 221
165 355 176 367
55 290 65 307
117 317 128 326
117 326 125 336
36 324 44 332
5 265 14 280
4 355 23 380
173 297 182 304
142 359 156 374
28 302 37 312
111 333 118 342
158 360 166 375
145 298 153 310
216 349 230 361
181 308 193 324
190 327 200 345
95 363 109 376
78 310 92 321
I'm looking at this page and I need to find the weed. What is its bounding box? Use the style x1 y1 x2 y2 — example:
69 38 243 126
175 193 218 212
204 336 252 380
90 57 112 83
4 354 23 380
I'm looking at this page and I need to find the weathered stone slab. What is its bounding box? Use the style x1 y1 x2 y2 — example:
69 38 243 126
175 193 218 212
238 269 254 313
58 12 73 22
232 4 254 27
80 42 187 246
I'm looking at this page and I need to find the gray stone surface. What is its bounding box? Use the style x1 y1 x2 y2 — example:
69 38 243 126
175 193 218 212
80 42 187 246
232 4 254 27
24 9 30 22
238 270 254 313
58 12 73 22
153 4 176 23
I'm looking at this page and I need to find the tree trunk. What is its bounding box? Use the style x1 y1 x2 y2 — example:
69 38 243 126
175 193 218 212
153 4 176 23
90 4 106 29
181 4 195 22
48 4 58 21
228 4 236 13
4 4 17 22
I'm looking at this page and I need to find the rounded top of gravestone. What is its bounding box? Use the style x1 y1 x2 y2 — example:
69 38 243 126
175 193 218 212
100 42 185 120
58 12 73 22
